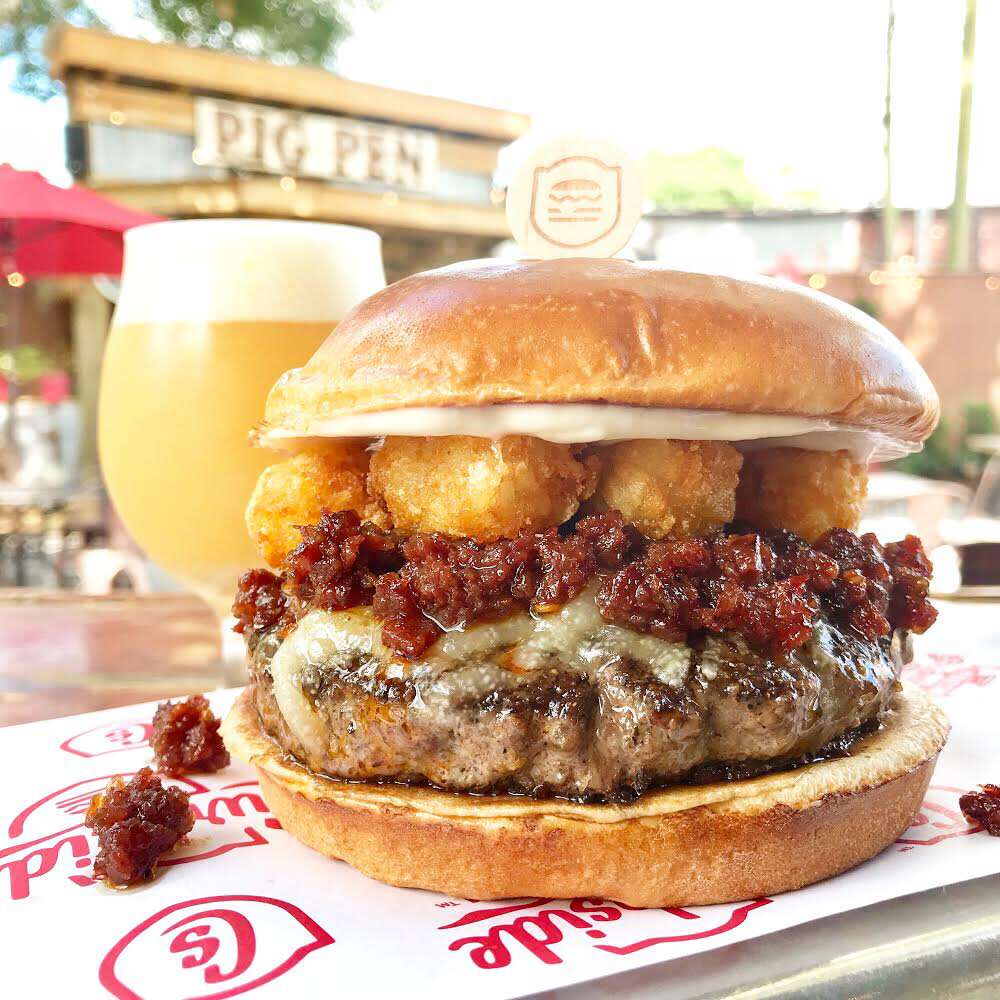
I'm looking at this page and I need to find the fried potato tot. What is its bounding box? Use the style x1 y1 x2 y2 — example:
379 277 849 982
246 444 384 566
735 447 868 541
368 435 599 541
589 439 743 539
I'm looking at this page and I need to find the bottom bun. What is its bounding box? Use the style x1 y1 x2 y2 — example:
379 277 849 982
222 683 948 908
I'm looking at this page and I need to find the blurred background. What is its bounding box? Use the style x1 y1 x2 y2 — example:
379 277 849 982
0 1 997 719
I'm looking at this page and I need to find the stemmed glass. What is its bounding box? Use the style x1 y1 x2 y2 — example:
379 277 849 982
98 219 385 682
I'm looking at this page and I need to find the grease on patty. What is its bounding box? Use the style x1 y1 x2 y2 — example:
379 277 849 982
249 595 902 801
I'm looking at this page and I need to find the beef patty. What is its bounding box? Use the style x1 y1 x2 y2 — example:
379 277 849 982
246 583 906 802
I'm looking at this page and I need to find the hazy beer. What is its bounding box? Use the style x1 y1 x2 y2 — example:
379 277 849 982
99 220 384 615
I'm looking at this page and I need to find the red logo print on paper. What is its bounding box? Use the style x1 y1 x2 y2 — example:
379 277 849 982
439 896 772 968
99 895 333 1000
904 653 999 698
897 785 982 848
0 774 280 901
60 721 153 758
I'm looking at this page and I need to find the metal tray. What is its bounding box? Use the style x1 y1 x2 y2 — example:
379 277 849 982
552 875 1000 998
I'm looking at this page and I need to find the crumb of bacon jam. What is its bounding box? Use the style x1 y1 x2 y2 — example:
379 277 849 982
599 531 825 651
233 567 290 635
374 511 641 657
884 534 938 633
84 768 194 887
960 784 1000 836
233 507 937 662
151 695 230 776
283 508 401 611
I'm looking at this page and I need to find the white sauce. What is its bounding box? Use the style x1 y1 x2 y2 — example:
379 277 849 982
262 403 918 462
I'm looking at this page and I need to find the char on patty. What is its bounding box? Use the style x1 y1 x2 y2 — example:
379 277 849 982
246 586 905 802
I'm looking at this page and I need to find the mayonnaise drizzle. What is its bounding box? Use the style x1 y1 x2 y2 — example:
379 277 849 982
262 403 918 462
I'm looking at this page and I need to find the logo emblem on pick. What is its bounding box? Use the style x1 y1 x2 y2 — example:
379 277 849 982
505 135 642 259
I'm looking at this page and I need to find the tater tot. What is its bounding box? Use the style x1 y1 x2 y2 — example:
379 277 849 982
368 435 599 541
246 443 384 566
735 447 868 541
589 439 743 539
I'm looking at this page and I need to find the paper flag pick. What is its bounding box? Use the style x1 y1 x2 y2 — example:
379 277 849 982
505 135 642 259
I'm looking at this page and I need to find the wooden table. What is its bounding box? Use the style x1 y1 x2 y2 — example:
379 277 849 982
0 590 226 726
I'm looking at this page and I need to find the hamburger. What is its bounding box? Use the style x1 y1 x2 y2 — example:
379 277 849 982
222 259 948 907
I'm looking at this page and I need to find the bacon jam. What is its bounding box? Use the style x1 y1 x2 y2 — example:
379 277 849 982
151 695 230 776
233 567 291 636
234 508 937 660
84 768 194 886
960 784 1000 836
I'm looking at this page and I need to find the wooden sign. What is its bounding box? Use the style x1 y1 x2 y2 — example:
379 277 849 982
194 97 438 191
505 136 642 258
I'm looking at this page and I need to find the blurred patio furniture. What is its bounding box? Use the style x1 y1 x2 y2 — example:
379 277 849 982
0 164 160 485
861 470 971 549
930 438 1000 595
967 434 1000 456
74 545 150 594
967 438 1000 518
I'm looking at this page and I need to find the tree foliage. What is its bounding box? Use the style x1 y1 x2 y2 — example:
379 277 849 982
0 1 104 99
641 147 764 213
1 0 369 100
893 403 998 483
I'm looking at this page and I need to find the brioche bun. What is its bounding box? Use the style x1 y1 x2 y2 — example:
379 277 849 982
222 684 948 907
261 259 939 447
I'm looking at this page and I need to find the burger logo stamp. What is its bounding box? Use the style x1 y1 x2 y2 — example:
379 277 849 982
530 159 622 248
98 895 334 1000
505 136 642 259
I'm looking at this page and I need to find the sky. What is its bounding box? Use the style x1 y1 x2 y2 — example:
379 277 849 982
1 0 998 209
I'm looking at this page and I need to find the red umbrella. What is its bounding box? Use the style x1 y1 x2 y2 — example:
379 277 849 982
0 165 163 485
0 163 163 279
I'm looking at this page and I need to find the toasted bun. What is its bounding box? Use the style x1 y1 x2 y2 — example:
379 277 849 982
222 684 948 907
262 259 939 446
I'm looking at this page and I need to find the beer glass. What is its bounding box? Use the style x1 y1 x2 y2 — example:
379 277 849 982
98 220 384 671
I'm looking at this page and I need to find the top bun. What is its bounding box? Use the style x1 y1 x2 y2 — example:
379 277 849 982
261 259 939 445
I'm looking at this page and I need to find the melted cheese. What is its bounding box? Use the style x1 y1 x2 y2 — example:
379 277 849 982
269 587 693 756
262 403 917 462
268 607 378 757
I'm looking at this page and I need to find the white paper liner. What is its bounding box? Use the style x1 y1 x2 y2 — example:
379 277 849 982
1 613 998 999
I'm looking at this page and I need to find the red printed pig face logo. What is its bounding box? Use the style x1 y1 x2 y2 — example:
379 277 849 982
904 654 998 698
6 772 207 843
897 785 980 847
99 895 333 1000
1 776 276 903
61 721 152 758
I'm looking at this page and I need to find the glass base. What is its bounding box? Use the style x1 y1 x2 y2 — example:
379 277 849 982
219 616 250 689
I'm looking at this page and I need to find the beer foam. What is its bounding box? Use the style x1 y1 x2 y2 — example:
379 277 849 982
113 219 385 324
